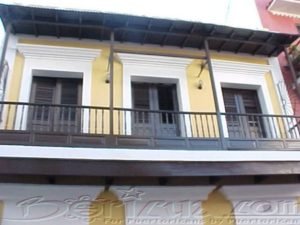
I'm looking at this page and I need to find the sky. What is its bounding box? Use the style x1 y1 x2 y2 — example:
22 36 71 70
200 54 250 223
0 0 263 48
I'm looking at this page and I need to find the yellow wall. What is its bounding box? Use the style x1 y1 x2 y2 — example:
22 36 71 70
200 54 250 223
265 72 286 138
4 52 24 129
202 188 236 225
90 190 125 225
0 200 3 225
4 37 283 134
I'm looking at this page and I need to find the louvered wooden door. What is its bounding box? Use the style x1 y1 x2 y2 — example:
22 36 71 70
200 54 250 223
222 88 265 139
29 77 56 132
29 77 82 133
132 83 179 137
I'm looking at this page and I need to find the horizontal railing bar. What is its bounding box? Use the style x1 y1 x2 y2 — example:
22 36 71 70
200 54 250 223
221 112 300 119
0 101 110 110
1 101 300 119
113 107 218 115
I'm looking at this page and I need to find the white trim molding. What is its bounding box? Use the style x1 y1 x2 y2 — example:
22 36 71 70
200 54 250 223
222 184 300 225
3 145 300 162
212 59 275 137
212 60 271 76
17 43 101 62
222 184 300 200
118 53 192 136
268 57 293 115
15 43 101 131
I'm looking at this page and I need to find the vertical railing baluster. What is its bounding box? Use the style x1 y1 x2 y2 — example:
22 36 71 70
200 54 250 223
12 104 17 130
267 116 273 139
271 116 277 139
124 110 128 136
241 114 247 139
95 109 98 134
194 114 199 138
290 116 297 139
152 111 156 138
283 116 289 139
88 108 91 134
188 114 193 137
205 114 211 138
212 114 216 138
20 104 25 130
142 111 145 136
41 105 45 132
200 114 205 138
182 113 188 139
249 115 255 139
80 107 84 134
118 109 121 135
68 107 71 133
5 104 11 130
101 109 104 134
257 115 263 138
59 107 63 133
276 116 282 139
229 115 234 138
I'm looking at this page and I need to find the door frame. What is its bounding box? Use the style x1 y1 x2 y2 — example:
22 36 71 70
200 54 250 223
28 77 83 133
131 82 181 137
212 59 279 138
119 53 192 136
15 43 100 132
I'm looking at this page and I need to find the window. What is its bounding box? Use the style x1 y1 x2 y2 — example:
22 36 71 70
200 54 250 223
28 77 82 132
132 83 180 137
222 88 265 138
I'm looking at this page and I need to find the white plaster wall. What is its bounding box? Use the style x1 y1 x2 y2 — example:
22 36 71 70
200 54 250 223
0 184 213 225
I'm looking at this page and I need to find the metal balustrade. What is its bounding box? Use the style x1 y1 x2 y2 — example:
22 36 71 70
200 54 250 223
1 101 300 150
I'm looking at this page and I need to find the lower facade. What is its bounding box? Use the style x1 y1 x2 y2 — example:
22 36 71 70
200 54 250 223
0 183 300 225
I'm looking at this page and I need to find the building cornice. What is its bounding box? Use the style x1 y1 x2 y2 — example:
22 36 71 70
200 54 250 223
17 43 101 62
212 59 271 76
118 53 192 70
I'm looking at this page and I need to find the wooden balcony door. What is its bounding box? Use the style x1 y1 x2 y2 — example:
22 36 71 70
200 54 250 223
222 88 265 139
132 83 180 137
28 77 82 133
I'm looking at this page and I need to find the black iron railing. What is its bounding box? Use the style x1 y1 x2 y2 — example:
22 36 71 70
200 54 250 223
1 101 300 150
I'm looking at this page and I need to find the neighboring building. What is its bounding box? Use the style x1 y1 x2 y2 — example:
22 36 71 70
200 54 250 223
256 0 300 115
1 3 300 225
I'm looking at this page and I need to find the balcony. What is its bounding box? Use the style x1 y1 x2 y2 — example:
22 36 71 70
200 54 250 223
268 0 300 18
1 101 300 150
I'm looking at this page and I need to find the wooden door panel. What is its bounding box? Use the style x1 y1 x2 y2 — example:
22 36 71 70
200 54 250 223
223 88 265 139
131 83 180 137
28 77 82 133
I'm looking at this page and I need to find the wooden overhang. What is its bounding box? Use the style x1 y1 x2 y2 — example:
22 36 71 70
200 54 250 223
0 3 298 56
1 4 300 183
0 157 300 186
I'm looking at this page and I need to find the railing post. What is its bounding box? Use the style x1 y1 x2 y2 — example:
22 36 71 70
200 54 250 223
204 39 227 149
0 23 11 80
0 24 11 123
109 30 115 137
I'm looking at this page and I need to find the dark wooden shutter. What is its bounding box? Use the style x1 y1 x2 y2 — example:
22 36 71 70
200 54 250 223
32 77 56 104
58 79 82 132
131 83 179 137
29 77 56 131
222 88 264 138
222 88 261 114
29 77 82 133
60 79 81 105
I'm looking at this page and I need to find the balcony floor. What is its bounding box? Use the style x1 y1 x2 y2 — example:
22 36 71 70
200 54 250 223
1 130 300 150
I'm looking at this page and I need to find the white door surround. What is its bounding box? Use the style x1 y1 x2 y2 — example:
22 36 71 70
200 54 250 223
14 43 101 131
118 53 192 135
